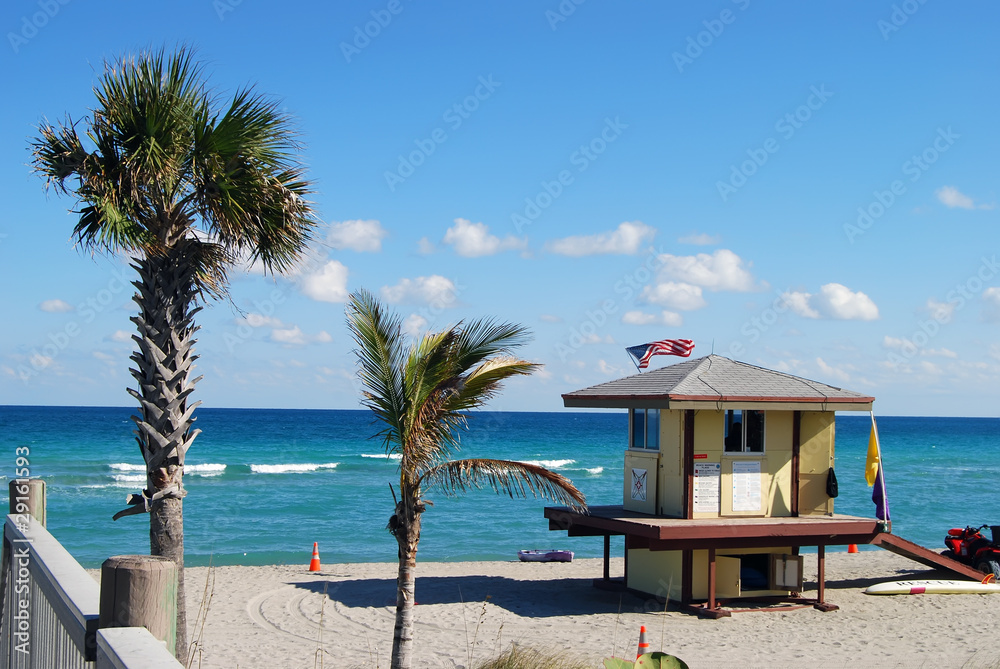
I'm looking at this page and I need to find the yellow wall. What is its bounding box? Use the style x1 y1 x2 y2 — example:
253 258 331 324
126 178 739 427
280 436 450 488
626 546 797 600
799 412 836 515
623 450 659 514
657 410 684 517
626 548 684 602
690 410 794 518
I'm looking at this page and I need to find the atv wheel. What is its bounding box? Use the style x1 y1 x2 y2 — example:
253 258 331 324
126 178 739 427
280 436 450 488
976 560 1000 579
941 549 956 559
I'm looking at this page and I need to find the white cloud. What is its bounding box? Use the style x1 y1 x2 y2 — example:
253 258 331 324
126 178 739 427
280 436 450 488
983 287 1000 322
883 336 912 351
640 282 706 311
815 357 850 383
546 221 656 256
622 310 683 326
781 283 878 320
301 260 349 303
781 291 820 319
990 343 1000 362
242 313 283 328
402 313 428 337
922 348 957 358
271 326 307 345
656 249 761 292
678 232 720 245
39 299 74 313
597 359 628 376
92 351 115 363
110 330 132 343
326 219 388 252
539 314 562 323
926 298 954 323
382 275 458 307
919 360 942 375
936 186 975 209
29 353 52 370
443 218 526 257
270 326 333 346
417 237 436 255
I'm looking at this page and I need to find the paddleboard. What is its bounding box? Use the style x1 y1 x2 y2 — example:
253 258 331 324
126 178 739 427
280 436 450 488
864 580 1000 595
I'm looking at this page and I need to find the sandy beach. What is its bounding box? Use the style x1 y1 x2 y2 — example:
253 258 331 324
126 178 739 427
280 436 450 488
90 551 1000 668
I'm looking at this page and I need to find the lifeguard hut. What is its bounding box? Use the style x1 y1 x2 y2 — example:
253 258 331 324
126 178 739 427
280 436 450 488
545 355 887 616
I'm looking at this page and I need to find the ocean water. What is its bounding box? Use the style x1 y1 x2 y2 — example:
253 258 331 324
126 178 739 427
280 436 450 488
0 406 997 569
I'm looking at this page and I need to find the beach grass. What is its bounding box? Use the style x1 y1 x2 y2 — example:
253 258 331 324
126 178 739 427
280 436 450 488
473 644 594 669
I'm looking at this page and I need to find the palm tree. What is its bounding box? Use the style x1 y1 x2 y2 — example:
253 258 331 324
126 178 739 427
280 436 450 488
31 47 315 658
346 289 587 669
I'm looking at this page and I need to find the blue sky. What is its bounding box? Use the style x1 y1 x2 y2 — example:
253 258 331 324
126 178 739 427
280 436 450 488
1 1 998 416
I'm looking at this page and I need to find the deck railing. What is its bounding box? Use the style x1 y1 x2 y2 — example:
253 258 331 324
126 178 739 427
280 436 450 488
0 514 183 669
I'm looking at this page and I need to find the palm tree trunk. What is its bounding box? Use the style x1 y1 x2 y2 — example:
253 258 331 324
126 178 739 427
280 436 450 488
391 504 421 669
128 246 202 661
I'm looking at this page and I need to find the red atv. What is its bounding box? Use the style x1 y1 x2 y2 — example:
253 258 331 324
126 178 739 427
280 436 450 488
943 524 1000 578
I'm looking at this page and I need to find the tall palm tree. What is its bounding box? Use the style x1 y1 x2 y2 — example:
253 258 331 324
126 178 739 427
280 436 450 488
31 47 315 658
346 290 587 669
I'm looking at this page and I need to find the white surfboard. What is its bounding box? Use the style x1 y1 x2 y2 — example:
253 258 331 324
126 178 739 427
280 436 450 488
864 580 1000 595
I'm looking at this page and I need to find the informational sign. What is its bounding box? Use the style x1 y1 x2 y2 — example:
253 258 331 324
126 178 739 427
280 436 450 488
631 468 647 501
693 462 721 513
732 460 762 512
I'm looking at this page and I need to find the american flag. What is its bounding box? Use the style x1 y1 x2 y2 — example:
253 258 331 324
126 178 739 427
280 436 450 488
626 339 695 370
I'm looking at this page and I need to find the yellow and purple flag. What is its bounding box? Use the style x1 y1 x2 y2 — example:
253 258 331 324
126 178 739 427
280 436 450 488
864 421 880 486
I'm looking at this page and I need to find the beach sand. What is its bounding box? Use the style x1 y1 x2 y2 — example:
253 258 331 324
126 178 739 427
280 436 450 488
94 551 1000 668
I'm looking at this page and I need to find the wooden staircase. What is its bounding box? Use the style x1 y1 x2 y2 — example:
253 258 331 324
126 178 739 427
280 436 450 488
872 532 986 581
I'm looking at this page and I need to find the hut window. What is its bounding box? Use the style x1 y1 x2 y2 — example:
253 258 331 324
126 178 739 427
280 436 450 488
724 410 765 453
629 408 660 450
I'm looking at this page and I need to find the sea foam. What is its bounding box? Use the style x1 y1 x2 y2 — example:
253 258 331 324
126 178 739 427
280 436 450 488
249 463 339 474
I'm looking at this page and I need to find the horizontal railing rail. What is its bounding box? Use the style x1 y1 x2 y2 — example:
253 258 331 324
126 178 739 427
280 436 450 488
0 514 183 669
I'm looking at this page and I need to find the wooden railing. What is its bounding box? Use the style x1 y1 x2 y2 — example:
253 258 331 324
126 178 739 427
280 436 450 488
0 514 183 669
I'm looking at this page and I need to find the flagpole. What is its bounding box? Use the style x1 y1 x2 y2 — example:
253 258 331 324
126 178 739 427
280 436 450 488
870 410 889 527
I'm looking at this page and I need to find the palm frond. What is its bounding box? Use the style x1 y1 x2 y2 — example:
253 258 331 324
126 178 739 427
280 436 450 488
418 459 587 512
346 290 408 453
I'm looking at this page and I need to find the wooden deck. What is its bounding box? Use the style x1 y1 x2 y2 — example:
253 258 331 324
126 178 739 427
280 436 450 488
545 505 885 550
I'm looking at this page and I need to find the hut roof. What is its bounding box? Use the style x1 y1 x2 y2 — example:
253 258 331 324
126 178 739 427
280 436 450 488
562 355 874 411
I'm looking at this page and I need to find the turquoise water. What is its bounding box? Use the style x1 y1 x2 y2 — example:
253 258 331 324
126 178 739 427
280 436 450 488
0 406 998 568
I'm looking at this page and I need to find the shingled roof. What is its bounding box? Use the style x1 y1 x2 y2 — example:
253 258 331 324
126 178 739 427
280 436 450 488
562 355 874 411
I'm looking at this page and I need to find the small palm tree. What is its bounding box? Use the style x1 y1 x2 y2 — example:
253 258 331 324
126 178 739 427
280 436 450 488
346 289 587 669
31 46 315 658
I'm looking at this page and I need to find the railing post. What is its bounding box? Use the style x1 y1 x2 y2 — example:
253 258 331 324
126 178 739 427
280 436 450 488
8 480 45 528
98 555 178 657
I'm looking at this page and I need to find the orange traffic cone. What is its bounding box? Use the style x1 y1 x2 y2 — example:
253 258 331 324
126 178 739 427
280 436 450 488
309 542 321 571
848 544 859 554
636 625 649 658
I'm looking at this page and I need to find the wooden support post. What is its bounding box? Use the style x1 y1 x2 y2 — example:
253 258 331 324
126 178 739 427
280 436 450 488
603 534 611 582
817 544 825 603
9 478 46 527
707 547 717 610
99 555 178 655
813 545 838 611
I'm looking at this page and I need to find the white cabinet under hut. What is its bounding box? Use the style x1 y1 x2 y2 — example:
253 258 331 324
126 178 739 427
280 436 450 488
545 355 886 617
